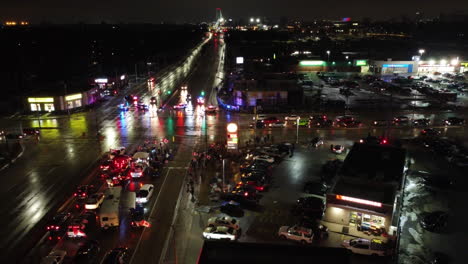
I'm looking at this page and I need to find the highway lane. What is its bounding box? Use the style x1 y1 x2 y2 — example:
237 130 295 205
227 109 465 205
129 37 224 264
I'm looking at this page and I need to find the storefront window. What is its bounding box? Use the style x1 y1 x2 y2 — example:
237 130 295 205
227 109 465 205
44 103 55 112
74 99 82 108
30 103 41 111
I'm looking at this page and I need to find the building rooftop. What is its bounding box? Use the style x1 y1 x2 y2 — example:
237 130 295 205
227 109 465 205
340 143 406 182
198 241 351 264
332 143 406 205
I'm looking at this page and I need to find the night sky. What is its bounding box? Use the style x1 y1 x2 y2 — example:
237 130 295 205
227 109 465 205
1 0 467 23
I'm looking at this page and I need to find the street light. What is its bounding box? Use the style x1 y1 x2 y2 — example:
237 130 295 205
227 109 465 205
256 18 260 23
418 49 425 60
345 56 349 60
250 18 254 23
326 50 331 62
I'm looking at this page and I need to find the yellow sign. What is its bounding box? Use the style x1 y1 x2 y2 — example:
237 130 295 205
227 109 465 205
65 93 82 101
460 62 468 67
28 97 54 103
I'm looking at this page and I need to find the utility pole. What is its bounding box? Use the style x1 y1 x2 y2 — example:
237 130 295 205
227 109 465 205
253 105 257 145
135 63 138 82
64 82 70 116
222 158 225 192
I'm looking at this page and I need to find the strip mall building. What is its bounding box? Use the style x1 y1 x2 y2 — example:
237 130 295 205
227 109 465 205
324 143 407 237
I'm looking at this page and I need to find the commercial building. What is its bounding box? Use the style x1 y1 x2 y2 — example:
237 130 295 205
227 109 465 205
232 74 303 109
324 143 407 238
369 60 418 74
26 85 100 113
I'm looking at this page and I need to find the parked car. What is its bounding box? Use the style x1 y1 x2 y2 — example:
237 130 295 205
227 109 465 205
420 211 449 232
220 200 244 217
332 145 345 154
207 216 240 230
253 155 275 163
278 225 314 244
263 117 279 124
23 128 40 135
371 120 390 127
291 196 325 219
269 121 286 128
203 226 238 241
420 128 440 137
443 117 465 126
285 115 300 121
342 238 389 256
393 116 409 125
303 180 329 196
412 118 430 126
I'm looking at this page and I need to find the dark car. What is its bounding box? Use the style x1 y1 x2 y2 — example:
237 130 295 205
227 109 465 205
371 120 390 127
5 133 24 139
74 185 95 199
292 197 325 219
420 128 440 137
74 240 100 264
263 117 279 124
102 247 128 264
220 201 244 217
420 211 448 232
337 120 362 128
303 180 329 196
23 128 40 135
298 217 329 239
412 118 430 126
444 117 465 126
47 212 71 238
393 116 409 125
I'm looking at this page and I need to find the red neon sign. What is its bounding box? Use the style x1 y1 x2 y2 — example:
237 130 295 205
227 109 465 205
336 195 382 207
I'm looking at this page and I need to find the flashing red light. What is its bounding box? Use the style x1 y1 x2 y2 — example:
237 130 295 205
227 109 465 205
258 186 264 191
55 226 59 230
75 204 80 208
133 96 138 100
48 236 52 240
244 192 249 197
382 139 388 144
74 193 77 196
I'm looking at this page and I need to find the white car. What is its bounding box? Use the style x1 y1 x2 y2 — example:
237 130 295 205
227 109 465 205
136 184 154 203
332 145 345 154
278 225 313 244
254 114 267 121
207 216 240 230
41 250 67 264
202 226 238 241
269 121 286 128
285 115 300 121
253 155 275 163
66 218 87 238
342 238 388 256
85 193 105 210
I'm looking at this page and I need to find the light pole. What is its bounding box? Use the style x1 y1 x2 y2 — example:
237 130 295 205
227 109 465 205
222 158 225 192
296 117 299 144
418 49 425 60
326 50 331 62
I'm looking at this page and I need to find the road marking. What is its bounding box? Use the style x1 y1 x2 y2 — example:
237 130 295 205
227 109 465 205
129 167 172 264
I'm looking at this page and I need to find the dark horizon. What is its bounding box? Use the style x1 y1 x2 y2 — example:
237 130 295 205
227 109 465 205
2 0 468 24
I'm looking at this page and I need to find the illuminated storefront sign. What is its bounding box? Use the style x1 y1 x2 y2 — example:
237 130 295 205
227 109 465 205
120 75 126 80
65 93 82 101
336 195 382 207
236 57 244 64
28 97 54 103
382 64 409 68
227 123 238 150
460 62 468 67
355 60 368 66
299 60 326 66
95 78 108 84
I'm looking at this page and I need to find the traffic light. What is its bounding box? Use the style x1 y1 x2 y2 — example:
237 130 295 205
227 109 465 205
201 91 205 96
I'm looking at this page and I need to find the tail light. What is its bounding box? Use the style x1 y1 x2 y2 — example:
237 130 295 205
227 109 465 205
244 192 249 197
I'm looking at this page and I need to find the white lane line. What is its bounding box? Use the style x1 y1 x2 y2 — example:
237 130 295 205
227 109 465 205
129 167 172 264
